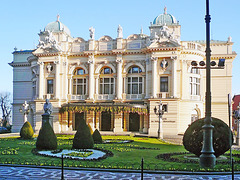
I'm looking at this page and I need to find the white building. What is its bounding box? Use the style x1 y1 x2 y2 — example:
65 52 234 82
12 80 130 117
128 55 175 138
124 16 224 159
9 8 237 137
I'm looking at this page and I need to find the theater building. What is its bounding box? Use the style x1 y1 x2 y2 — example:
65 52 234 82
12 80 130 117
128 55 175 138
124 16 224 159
9 8 237 137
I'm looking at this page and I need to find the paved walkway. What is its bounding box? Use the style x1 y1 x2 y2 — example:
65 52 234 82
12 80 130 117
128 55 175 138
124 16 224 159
0 166 239 180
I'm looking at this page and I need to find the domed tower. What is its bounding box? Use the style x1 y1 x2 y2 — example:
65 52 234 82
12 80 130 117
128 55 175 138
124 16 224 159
44 15 71 36
37 15 73 52
149 7 181 43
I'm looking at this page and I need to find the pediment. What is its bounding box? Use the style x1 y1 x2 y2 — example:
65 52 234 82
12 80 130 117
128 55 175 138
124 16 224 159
33 45 60 54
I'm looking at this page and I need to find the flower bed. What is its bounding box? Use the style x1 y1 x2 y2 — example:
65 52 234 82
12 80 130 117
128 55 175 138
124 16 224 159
32 148 113 161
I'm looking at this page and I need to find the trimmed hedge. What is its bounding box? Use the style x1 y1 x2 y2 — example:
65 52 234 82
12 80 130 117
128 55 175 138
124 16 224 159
36 121 57 150
183 117 233 157
92 129 103 144
20 121 34 139
72 122 94 149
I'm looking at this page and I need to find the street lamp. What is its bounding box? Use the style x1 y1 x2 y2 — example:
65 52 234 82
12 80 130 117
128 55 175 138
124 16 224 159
234 106 240 145
154 101 164 139
199 0 216 168
19 101 30 123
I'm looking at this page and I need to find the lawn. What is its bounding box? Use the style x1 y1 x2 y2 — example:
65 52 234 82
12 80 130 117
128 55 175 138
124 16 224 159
0 135 237 172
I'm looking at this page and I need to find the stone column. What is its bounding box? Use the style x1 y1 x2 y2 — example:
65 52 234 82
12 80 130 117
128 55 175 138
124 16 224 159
145 57 150 98
38 62 44 99
54 61 60 99
95 76 99 95
114 112 123 133
69 76 72 96
88 55 95 100
151 57 158 98
143 114 149 133
116 55 123 99
171 56 177 98
63 61 68 100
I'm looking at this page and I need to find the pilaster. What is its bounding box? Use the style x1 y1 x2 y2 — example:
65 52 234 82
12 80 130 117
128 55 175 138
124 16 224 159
37 62 44 99
151 57 158 98
88 55 95 100
116 54 123 99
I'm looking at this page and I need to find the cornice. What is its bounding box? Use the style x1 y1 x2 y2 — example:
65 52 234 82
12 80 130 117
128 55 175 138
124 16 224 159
9 62 31 67
142 47 179 53
208 54 237 60
33 52 60 57
181 51 205 57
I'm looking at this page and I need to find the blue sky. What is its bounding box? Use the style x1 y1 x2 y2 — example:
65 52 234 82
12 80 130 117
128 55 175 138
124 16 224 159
0 0 239 96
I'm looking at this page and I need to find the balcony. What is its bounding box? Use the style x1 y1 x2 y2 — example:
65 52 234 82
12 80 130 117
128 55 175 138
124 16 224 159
71 95 86 100
43 94 54 100
190 95 201 101
126 94 144 100
97 94 115 100
157 92 170 99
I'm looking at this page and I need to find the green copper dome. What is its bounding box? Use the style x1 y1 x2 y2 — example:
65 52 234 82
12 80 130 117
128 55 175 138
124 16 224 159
44 15 71 36
153 7 178 25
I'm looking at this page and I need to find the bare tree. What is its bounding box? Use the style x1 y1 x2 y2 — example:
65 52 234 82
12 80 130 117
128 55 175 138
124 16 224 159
0 92 12 127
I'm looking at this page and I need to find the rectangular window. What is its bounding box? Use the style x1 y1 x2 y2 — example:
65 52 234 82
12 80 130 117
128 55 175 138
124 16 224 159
73 78 86 95
100 78 114 94
190 77 200 95
127 77 143 94
160 77 168 92
47 79 53 94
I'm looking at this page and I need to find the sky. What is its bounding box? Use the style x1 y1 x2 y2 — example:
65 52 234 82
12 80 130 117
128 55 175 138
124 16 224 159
0 0 239 96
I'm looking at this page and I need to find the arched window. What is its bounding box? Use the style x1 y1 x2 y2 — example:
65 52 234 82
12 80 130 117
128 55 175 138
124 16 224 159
128 66 142 74
100 67 113 74
99 67 114 94
127 66 142 94
72 68 86 95
74 68 85 75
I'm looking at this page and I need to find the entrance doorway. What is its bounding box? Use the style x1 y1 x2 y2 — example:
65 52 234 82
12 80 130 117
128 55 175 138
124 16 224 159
129 112 140 131
101 111 111 131
75 112 85 130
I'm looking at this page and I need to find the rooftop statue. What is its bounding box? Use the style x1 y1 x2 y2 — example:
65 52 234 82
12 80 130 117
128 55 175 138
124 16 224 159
43 99 52 115
117 25 123 38
89 27 95 40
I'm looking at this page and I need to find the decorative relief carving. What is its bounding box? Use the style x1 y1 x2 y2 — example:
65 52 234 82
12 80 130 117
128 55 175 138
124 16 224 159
151 57 158 61
37 62 44 66
88 60 93 64
116 55 122 63
171 56 177 60
46 63 53 73
160 59 168 70
37 30 62 52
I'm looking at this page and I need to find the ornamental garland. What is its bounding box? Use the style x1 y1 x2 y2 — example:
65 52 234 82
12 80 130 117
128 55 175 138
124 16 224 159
59 105 148 115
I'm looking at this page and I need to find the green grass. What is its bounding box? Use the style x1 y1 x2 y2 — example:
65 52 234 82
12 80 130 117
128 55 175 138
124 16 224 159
0 135 236 171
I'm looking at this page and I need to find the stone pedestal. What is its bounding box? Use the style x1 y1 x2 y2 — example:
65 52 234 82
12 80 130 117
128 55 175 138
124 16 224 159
42 113 53 128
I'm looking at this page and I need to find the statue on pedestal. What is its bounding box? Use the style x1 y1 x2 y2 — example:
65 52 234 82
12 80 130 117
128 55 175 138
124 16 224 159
43 99 52 115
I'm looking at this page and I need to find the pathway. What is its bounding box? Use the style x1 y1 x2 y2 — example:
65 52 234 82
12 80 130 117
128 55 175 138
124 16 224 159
0 166 239 180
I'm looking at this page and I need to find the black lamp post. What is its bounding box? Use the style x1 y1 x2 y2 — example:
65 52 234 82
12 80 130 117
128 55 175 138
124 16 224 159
154 101 164 139
199 0 216 168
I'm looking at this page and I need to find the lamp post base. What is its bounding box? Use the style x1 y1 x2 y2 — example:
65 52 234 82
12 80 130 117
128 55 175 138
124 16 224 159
200 153 216 168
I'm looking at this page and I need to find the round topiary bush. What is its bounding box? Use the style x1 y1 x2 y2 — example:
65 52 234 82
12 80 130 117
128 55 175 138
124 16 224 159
20 121 34 139
72 122 94 149
36 121 57 150
92 129 103 144
183 117 233 158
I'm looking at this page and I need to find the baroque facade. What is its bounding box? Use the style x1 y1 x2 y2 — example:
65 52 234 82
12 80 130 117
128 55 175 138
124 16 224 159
9 8 237 137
